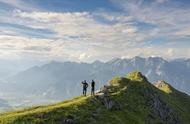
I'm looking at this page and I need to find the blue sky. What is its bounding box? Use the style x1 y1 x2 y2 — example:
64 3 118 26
0 0 190 62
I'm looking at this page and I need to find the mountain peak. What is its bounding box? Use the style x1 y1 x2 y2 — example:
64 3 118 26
107 58 122 64
147 56 166 63
109 77 129 87
92 60 103 65
127 71 148 82
132 56 145 60
154 80 173 93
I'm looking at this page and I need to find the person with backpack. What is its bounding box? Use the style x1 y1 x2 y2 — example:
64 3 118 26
81 80 88 96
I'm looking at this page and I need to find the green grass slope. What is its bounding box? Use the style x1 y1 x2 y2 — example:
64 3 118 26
0 71 190 124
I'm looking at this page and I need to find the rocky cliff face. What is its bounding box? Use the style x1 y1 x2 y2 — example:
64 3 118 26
149 95 179 124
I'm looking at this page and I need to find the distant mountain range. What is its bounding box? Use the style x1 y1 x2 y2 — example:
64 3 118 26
0 56 190 110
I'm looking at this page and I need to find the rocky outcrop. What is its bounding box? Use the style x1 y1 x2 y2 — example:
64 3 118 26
149 95 180 124
97 86 120 110
139 81 180 124
154 80 173 93
98 93 115 110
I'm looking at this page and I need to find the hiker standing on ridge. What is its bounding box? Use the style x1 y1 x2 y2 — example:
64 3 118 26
82 80 88 96
91 80 95 96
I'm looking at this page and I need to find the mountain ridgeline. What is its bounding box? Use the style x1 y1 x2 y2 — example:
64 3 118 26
0 71 190 124
5 57 190 96
1 57 190 111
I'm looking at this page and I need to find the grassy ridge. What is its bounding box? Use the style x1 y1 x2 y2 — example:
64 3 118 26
0 71 190 124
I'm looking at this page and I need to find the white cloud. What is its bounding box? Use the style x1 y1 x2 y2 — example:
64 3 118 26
110 0 190 39
15 11 138 39
0 0 39 11
155 0 169 4
0 34 189 62
0 1 190 62
79 53 91 61
172 28 190 38
0 35 56 60
14 10 146 46
167 48 174 57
